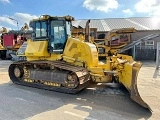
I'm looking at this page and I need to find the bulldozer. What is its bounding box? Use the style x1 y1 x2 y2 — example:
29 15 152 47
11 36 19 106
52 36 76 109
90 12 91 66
72 23 136 57
0 27 8 59
0 23 29 60
94 28 136 57
8 15 149 110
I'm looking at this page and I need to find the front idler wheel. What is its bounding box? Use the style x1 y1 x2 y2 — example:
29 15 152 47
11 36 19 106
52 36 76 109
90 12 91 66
14 66 24 78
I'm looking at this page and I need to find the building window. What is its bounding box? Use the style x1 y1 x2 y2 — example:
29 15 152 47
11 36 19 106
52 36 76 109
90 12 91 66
144 41 154 49
145 41 154 45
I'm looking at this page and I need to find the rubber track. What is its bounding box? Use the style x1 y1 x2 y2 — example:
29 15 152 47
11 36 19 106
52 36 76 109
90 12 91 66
9 60 90 94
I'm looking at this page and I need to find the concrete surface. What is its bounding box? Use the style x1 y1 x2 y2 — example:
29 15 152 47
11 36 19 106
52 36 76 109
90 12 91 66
0 60 159 120
137 61 160 119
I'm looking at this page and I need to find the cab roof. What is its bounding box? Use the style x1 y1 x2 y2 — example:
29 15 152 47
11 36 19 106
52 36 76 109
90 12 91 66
30 15 75 22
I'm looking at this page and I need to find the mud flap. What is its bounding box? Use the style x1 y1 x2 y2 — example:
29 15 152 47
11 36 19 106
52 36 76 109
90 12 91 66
118 62 150 110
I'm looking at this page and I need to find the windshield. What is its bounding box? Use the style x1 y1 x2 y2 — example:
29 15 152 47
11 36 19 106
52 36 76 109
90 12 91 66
51 20 65 44
35 21 47 38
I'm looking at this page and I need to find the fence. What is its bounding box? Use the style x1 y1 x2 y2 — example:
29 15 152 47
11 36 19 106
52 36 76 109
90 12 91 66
135 47 156 60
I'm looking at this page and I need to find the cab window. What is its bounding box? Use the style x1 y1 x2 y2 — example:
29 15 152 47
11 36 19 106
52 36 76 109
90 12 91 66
35 21 47 38
50 20 66 50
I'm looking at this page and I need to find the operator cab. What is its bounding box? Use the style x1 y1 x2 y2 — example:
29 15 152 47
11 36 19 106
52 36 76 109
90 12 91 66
29 15 73 54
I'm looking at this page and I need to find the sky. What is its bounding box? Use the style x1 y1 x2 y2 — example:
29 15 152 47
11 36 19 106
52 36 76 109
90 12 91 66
0 0 160 30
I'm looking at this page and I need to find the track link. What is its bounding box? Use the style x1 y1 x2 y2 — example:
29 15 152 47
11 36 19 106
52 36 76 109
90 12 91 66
8 60 90 94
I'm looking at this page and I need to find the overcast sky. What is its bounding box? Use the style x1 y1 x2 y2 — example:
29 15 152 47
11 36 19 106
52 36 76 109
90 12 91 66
0 0 160 30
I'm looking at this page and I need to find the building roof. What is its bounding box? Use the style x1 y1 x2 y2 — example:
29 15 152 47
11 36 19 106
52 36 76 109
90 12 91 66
72 17 160 32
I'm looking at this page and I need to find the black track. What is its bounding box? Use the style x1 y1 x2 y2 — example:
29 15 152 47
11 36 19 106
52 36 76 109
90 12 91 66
8 60 90 94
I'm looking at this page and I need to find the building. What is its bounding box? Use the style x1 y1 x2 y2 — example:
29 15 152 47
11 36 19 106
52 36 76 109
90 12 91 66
72 17 160 60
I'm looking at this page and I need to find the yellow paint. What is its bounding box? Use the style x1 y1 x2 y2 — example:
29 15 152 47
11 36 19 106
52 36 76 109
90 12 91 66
63 37 99 68
0 42 4 50
25 40 50 57
22 19 140 97
24 36 141 86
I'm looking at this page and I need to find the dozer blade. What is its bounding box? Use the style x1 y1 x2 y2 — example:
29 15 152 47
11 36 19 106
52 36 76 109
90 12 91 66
118 62 150 110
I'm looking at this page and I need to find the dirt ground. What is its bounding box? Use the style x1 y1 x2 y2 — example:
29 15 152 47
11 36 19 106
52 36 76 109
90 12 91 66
0 60 160 119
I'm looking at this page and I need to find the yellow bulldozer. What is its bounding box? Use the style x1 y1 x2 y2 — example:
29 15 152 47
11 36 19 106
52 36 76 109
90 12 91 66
0 27 8 59
0 24 29 60
72 23 136 57
8 15 149 110
94 28 136 57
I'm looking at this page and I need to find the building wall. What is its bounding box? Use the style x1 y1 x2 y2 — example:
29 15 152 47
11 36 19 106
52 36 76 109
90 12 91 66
131 30 160 60
131 30 160 48
96 30 160 60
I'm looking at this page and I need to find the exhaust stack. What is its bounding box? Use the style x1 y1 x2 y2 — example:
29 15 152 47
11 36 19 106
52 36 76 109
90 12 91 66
85 20 90 42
